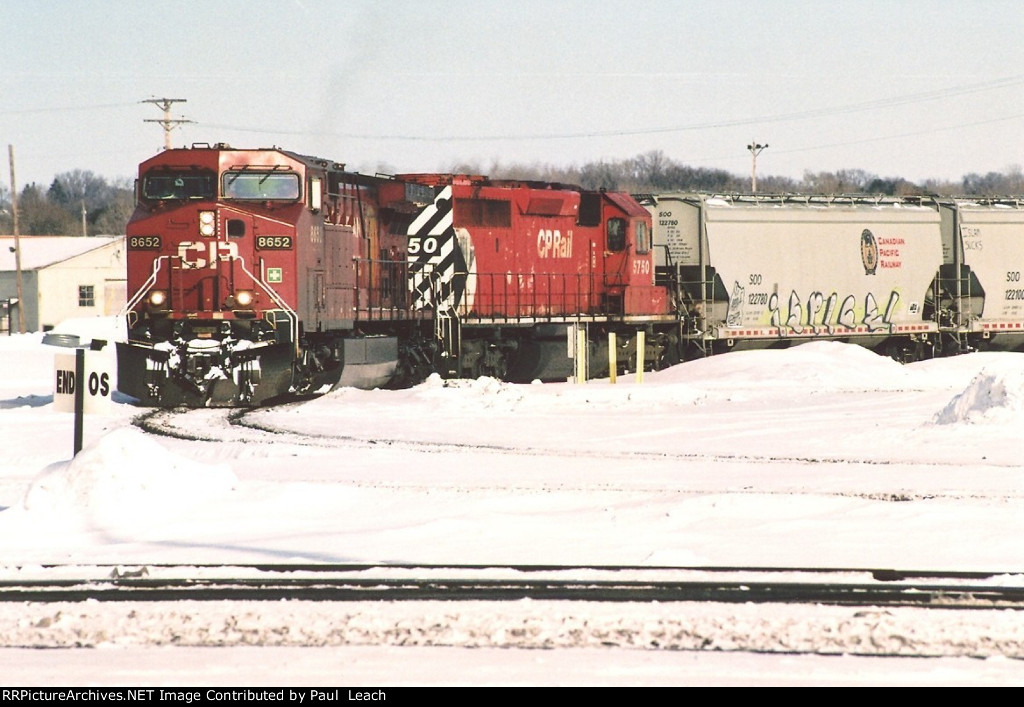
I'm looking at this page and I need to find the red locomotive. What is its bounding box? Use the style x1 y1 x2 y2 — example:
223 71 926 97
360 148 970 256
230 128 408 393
398 173 672 381
118 144 672 406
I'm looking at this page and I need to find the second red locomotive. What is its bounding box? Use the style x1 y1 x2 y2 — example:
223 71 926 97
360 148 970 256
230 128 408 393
398 173 670 382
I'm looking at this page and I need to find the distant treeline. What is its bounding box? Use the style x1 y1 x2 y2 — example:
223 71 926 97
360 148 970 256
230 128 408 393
0 170 134 237
2 152 1023 236
454 150 1024 197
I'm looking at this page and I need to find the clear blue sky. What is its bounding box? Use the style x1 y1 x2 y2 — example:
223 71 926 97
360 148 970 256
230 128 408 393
2 0 1023 190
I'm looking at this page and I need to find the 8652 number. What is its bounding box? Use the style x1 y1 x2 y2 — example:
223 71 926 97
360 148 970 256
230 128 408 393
128 236 161 249
256 236 292 250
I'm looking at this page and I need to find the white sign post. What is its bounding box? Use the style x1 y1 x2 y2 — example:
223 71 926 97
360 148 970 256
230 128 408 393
54 349 114 455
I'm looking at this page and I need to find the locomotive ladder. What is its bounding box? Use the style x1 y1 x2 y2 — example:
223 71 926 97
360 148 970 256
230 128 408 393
434 310 462 378
657 253 715 359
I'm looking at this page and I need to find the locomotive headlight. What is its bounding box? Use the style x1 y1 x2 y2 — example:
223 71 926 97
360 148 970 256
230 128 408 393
226 289 255 310
234 289 254 308
198 210 216 237
148 289 168 309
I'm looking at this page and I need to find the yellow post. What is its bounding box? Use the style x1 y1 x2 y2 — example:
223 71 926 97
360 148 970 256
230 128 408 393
608 332 617 384
636 329 645 384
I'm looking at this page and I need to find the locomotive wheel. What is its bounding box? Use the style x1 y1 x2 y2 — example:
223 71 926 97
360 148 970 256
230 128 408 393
479 346 509 380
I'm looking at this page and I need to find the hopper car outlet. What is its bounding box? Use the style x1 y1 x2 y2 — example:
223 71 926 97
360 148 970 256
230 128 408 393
116 144 1024 407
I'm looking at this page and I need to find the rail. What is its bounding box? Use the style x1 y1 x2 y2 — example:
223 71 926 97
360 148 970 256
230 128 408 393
5 563 1024 609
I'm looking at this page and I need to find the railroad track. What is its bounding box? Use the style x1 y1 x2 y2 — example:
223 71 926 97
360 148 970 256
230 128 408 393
5 564 1024 609
133 405 1016 476
130 406 1023 504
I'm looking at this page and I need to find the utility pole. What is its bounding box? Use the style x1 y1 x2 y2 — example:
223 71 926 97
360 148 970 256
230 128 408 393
142 97 193 150
747 140 768 193
81 200 87 237
8 145 25 333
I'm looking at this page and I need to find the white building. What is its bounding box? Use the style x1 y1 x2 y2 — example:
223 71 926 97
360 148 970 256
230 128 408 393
0 236 126 333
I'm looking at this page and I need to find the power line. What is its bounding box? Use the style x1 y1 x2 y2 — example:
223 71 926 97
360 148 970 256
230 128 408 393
202 74 1024 142
689 112 1024 168
0 102 137 116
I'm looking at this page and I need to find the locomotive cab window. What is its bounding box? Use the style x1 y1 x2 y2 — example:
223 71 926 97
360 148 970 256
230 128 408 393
223 171 301 201
607 218 626 252
635 220 650 255
142 171 216 201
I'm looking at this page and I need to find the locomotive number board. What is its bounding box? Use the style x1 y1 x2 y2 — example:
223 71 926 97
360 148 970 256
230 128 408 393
128 235 162 250
256 235 293 250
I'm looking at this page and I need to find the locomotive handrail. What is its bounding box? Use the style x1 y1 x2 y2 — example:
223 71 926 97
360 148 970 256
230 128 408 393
120 255 171 317
231 255 299 350
352 262 609 323
449 271 604 321
352 257 423 319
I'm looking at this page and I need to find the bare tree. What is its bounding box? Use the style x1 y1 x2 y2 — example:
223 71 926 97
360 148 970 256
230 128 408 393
0 182 10 232
91 177 135 235
17 183 77 235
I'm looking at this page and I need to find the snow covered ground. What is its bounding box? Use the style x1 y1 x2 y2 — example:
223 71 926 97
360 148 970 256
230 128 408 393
3 325 1024 685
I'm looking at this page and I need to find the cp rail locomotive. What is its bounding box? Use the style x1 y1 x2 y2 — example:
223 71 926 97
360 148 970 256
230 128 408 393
117 143 1024 407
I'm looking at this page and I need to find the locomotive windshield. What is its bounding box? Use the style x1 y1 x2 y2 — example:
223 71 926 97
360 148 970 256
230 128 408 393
142 171 217 201
223 171 300 200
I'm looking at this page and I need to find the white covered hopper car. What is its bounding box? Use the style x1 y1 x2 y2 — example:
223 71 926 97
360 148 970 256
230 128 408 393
641 193 1024 361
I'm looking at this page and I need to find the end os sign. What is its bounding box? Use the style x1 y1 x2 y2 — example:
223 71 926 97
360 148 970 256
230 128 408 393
54 351 113 414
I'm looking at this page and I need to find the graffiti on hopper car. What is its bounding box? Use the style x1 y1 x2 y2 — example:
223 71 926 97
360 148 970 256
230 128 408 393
767 289 901 335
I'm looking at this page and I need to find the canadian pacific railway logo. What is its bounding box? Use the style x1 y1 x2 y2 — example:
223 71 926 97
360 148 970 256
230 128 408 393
860 228 879 275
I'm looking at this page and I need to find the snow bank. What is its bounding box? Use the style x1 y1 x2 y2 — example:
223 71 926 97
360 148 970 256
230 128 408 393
41 315 126 347
21 428 237 521
655 340 915 391
6 599 1024 659
934 363 1024 424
